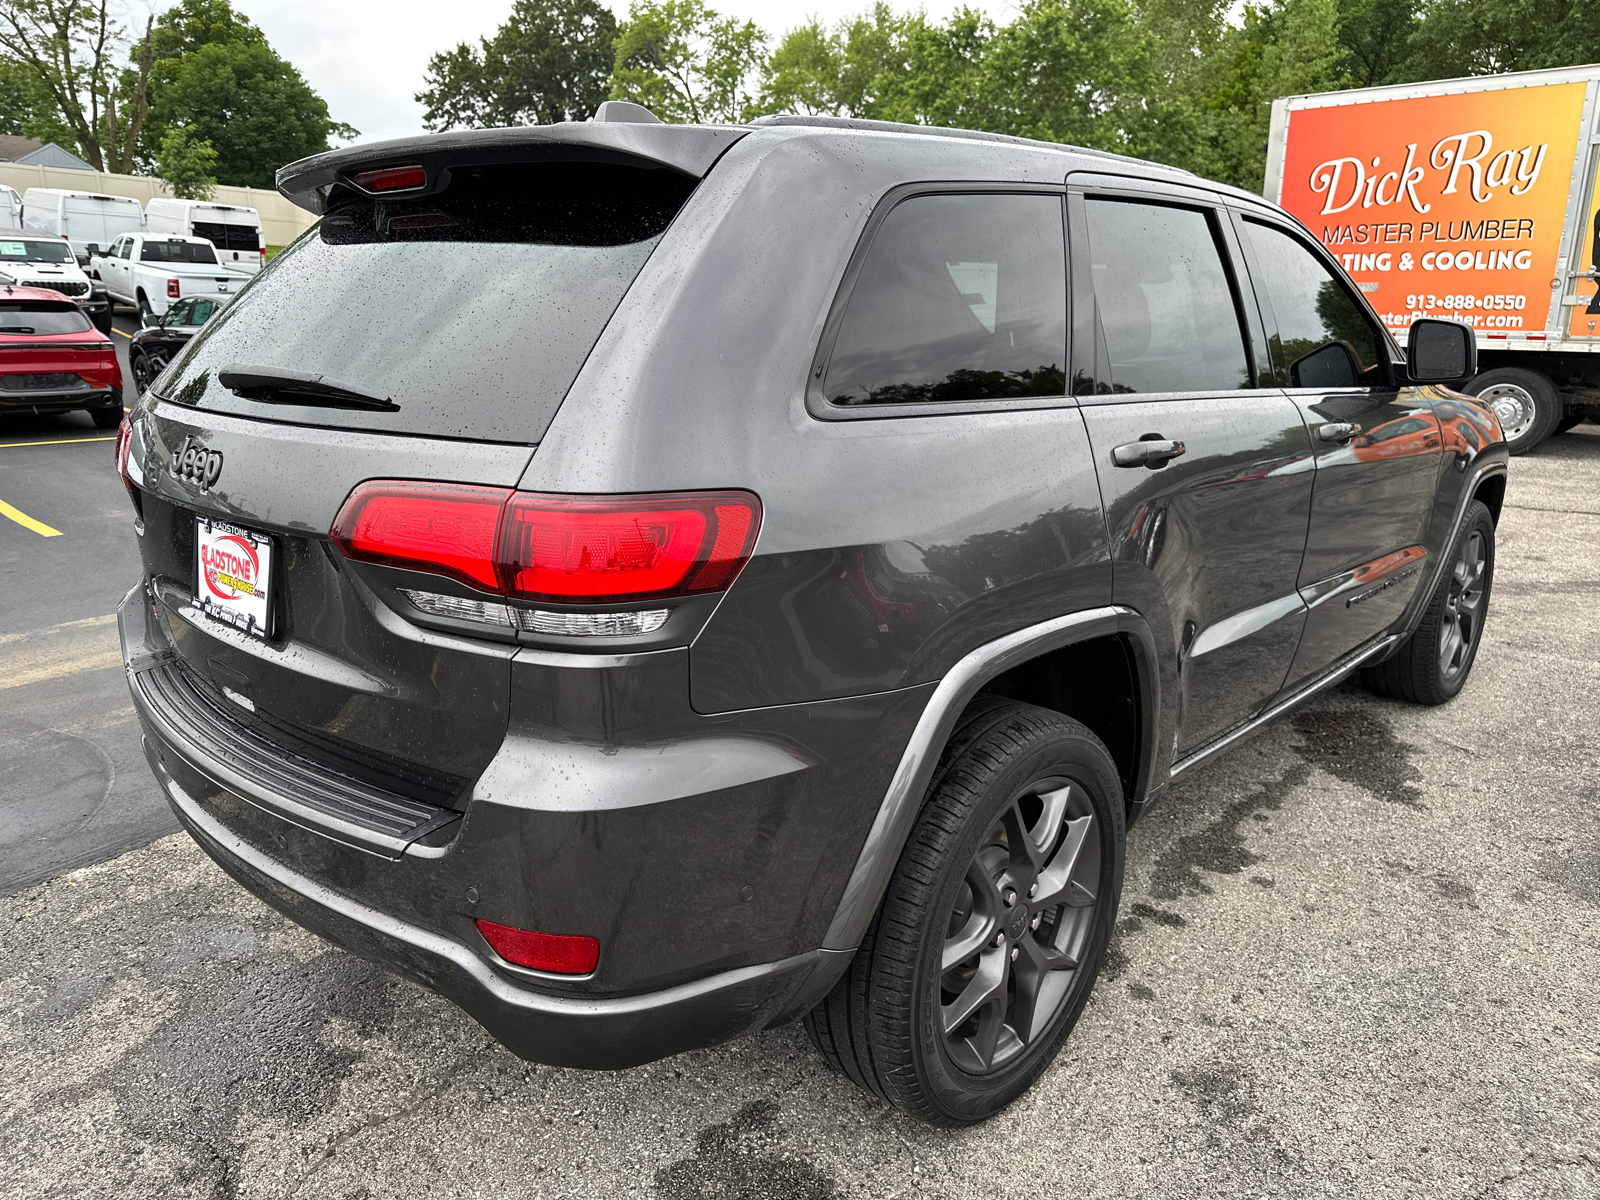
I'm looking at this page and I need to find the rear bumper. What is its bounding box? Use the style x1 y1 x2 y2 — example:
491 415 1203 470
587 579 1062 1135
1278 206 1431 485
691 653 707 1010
150 742 835 1068
120 583 907 1066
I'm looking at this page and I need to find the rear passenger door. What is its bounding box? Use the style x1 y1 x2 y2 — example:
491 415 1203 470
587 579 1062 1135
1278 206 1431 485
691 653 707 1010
1232 214 1445 691
1069 184 1316 759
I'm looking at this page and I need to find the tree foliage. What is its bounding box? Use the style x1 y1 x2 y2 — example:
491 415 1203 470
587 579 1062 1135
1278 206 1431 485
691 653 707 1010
155 126 218 200
610 0 766 123
417 0 616 130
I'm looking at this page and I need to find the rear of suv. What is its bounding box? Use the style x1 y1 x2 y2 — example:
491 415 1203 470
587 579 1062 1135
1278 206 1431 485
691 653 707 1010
121 112 1506 1126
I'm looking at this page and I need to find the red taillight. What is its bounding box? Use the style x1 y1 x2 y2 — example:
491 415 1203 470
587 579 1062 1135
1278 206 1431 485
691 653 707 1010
499 492 759 601
329 483 761 604
476 919 598 975
166 278 180 299
115 416 133 491
331 481 509 591
351 164 427 192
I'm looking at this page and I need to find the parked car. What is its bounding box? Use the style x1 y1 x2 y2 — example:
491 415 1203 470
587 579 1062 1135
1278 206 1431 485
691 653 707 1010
0 229 113 333
91 233 241 319
128 295 226 394
20 187 142 263
0 283 122 426
117 110 1507 1127
144 198 265 276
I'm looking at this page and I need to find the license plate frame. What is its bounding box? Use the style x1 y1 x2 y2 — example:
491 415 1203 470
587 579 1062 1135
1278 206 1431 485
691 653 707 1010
195 517 274 639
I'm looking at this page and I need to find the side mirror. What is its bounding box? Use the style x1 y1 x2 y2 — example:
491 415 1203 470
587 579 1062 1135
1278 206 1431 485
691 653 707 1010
1290 341 1361 389
85 243 100 257
1406 318 1476 387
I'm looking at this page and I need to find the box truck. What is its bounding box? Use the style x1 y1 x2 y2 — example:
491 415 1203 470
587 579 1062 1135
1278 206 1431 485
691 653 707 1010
1268 64 1600 452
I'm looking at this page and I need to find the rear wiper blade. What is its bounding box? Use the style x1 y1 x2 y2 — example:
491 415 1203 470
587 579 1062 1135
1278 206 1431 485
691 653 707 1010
217 363 399 412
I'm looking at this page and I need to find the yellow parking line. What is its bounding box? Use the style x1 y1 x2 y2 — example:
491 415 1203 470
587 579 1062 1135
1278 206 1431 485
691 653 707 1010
0 436 116 449
111 328 131 338
0 498 62 536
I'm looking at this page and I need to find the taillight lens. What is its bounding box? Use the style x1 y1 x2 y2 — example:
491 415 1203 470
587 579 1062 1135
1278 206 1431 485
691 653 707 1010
115 416 133 490
499 491 759 601
476 919 598 975
166 278 180 299
331 481 509 591
330 483 761 605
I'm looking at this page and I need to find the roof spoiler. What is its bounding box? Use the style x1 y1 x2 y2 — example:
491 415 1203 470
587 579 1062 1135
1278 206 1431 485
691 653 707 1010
275 116 747 215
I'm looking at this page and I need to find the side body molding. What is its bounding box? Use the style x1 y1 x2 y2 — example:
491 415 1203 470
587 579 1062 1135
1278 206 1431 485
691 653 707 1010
820 605 1158 952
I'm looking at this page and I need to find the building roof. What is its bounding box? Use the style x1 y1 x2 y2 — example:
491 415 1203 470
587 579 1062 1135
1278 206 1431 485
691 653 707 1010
0 135 44 162
11 142 96 171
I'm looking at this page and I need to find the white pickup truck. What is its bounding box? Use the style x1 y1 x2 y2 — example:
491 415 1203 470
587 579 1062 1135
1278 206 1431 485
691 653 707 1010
90 233 244 319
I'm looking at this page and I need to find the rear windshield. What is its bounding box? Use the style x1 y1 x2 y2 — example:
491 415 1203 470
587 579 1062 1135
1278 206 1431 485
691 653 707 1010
156 161 697 444
193 220 261 251
0 239 74 263
141 240 219 264
0 303 93 334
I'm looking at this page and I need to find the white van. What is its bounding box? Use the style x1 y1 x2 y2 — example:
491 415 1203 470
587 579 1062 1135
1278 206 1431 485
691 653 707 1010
144 197 264 275
21 188 143 263
0 186 20 229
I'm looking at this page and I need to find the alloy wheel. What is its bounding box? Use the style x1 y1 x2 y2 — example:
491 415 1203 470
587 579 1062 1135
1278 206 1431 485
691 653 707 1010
1439 529 1487 680
939 777 1102 1075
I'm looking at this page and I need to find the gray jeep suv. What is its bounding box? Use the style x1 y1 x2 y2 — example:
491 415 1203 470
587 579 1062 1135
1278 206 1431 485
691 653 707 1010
118 109 1505 1125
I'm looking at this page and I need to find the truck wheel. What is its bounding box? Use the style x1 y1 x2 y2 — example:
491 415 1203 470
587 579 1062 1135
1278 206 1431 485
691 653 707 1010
1360 499 1494 705
1464 367 1561 454
136 292 152 321
804 698 1124 1126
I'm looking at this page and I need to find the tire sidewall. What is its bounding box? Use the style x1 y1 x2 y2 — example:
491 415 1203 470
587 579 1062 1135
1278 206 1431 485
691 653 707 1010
897 723 1125 1123
1465 367 1560 455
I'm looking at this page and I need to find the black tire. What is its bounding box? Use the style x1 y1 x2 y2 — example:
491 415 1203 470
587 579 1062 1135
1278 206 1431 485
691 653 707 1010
805 697 1125 1126
1361 499 1494 705
130 349 153 395
1463 367 1562 454
90 399 124 429
136 291 152 321
1555 413 1585 435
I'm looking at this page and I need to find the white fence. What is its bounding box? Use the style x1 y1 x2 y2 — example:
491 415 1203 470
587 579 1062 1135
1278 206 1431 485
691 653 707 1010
0 162 317 246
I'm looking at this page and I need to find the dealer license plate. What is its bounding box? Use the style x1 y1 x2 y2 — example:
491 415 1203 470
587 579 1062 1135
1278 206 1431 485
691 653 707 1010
196 518 273 638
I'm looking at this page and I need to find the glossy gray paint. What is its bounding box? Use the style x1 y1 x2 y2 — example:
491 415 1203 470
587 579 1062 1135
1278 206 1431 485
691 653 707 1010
120 118 1509 1071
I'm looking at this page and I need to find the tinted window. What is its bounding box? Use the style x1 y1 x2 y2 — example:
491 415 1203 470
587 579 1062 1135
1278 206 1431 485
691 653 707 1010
165 300 194 325
1083 199 1250 394
189 299 217 324
158 161 695 443
192 220 261 251
141 240 218 264
0 238 73 264
824 193 1066 406
0 303 93 334
1242 219 1386 387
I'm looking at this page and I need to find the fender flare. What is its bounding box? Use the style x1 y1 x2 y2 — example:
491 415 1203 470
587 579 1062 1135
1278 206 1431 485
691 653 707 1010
819 604 1160 953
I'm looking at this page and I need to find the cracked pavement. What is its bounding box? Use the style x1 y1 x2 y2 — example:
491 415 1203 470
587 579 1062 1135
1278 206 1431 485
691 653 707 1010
2 427 1597 1199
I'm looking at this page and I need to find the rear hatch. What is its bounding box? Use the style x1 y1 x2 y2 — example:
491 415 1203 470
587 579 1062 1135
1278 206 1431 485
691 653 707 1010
129 141 726 814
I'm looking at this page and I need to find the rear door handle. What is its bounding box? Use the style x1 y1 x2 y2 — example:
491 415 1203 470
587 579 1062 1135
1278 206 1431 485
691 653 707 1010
1112 438 1186 468
1316 421 1362 443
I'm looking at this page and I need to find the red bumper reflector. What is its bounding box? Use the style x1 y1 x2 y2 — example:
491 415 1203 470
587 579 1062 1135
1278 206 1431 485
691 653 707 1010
352 164 427 192
476 919 599 975
330 484 761 604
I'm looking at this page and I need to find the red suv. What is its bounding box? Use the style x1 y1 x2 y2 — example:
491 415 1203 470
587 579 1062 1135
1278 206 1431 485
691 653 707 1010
0 284 123 427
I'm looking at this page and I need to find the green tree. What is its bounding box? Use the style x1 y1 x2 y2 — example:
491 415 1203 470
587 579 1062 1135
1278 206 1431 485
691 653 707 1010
1410 0 1600 77
137 1 355 189
1336 0 1420 86
418 0 616 130
0 0 154 171
155 126 218 199
611 0 766 122
0 54 80 148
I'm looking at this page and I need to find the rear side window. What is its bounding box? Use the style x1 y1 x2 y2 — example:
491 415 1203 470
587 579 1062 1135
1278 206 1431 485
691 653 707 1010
141 240 218 264
158 161 696 444
0 303 92 334
1241 219 1386 387
823 193 1066 406
193 220 261 251
1083 199 1250 394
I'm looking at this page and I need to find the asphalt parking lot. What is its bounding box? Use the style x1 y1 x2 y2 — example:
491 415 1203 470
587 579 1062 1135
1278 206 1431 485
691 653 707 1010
1 408 1596 1198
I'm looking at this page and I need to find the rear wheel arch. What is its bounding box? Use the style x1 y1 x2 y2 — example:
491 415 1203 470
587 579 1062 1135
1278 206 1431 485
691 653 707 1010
1473 472 1506 525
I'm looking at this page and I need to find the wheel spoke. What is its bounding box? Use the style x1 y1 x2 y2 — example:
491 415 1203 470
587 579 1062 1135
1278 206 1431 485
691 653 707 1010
941 945 1007 1033
1029 813 1096 909
1012 934 1077 1044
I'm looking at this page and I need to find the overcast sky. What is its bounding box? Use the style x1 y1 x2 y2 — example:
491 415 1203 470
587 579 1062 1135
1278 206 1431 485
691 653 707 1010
214 0 1019 146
